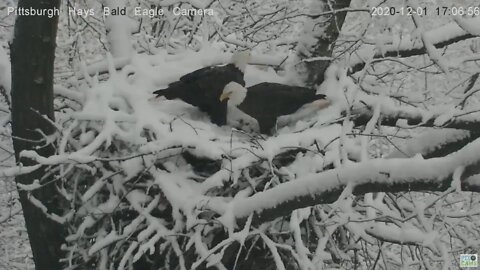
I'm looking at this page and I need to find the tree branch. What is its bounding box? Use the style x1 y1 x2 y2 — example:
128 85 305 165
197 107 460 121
231 138 480 225
351 106 480 132
350 17 480 74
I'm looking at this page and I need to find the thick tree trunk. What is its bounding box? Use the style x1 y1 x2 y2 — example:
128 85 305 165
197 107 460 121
10 0 64 269
296 0 351 87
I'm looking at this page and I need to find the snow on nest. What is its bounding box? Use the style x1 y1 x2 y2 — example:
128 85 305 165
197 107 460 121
129 49 323 135
56 49 342 169
48 47 480 268
55 50 345 222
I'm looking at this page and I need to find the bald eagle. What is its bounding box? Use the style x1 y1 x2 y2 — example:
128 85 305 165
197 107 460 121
220 82 330 135
153 51 250 126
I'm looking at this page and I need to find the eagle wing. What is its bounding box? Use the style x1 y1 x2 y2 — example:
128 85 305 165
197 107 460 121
178 66 216 83
238 83 319 134
153 63 244 126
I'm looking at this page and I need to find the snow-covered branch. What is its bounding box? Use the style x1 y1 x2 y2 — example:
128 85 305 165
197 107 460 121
350 16 480 74
231 137 480 225
351 104 480 132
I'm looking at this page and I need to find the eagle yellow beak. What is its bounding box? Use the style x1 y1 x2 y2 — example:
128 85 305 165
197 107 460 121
219 92 231 102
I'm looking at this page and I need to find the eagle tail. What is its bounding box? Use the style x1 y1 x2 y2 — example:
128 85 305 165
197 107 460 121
152 86 180 100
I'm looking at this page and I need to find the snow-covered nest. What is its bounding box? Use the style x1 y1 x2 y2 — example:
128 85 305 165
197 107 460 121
7 49 480 270
39 52 346 269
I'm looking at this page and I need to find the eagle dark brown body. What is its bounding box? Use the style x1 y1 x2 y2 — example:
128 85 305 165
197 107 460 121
153 64 245 126
238 82 327 134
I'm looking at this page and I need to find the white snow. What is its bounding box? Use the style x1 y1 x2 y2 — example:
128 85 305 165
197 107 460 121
2 1 480 269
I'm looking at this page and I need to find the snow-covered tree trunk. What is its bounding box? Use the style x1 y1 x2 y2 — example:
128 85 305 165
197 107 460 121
295 0 351 86
10 0 64 269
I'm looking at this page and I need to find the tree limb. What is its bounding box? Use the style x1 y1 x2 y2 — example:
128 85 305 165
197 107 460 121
231 138 480 225
349 17 480 74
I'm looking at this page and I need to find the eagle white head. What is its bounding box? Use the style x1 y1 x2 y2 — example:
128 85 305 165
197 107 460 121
231 51 250 73
219 82 247 106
